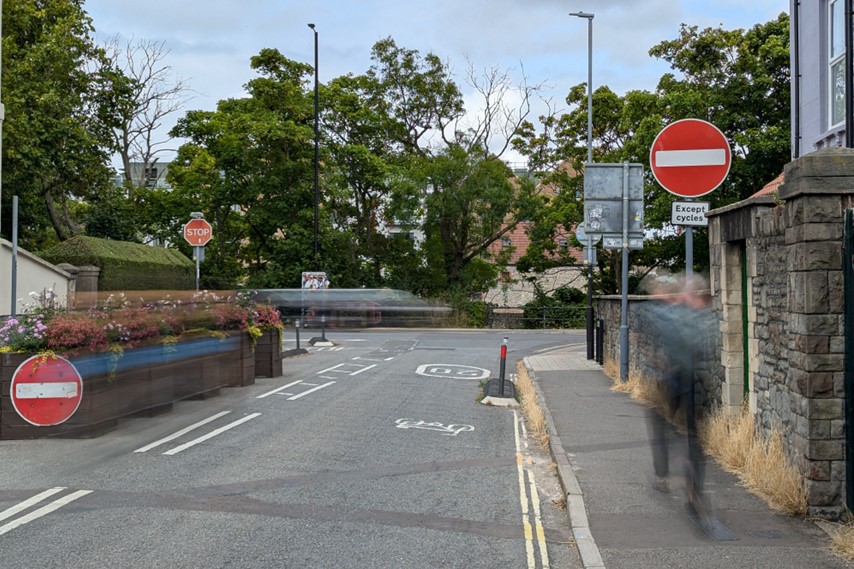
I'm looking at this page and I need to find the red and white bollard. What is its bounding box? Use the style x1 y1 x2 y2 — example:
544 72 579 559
498 337 508 397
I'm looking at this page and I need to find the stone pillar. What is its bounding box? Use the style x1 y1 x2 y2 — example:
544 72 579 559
55 263 78 308
778 148 851 519
75 265 101 307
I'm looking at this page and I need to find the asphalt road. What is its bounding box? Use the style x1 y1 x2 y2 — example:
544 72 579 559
0 329 583 569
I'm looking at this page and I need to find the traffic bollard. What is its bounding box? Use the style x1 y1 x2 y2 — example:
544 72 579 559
499 337 508 397
295 319 301 350
321 315 327 341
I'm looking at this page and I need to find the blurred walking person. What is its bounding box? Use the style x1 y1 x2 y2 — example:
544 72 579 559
642 276 715 523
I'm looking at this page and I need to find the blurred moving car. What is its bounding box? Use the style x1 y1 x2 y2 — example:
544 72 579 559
250 288 451 328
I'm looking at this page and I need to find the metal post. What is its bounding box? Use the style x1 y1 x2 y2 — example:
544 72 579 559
295 319 301 350
308 23 319 261
321 315 327 341
619 164 630 382
686 226 694 283
10 196 17 316
846 0 853 148
499 337 508 397
0 1 4 239
194 248 200 292
586 235 594 359
571 11 595 357
596 318 604 365
570 11 594 164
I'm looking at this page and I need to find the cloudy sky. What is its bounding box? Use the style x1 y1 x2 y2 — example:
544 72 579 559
84 0 788 163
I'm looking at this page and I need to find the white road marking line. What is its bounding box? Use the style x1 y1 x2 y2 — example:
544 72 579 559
256 380 303 399
0 487 66 523
287 381 335 401
527 469 550 569
319 376 336 380
317 363 346 374
514 412 536 569
348 364 376 375
134 411 232 453
654 148 726 167
0 490 92 536
163 413 261 455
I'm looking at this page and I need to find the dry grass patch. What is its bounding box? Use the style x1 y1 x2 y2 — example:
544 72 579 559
826 514 854 561
699 406 807 516
605 368 808 518
515 361 549 450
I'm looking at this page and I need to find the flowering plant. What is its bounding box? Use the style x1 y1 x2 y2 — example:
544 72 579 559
0 290 282 355
0 313 49 352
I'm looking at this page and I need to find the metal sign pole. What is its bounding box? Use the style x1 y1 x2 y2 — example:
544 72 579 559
586 234 594 360
686 226 694 283
10 196 17 316
620 164 630 382
193 246 202 291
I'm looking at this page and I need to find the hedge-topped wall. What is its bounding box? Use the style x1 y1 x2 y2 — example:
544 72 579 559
41 236 194 291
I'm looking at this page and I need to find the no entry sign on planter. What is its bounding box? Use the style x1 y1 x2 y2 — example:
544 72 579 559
11 355 83 426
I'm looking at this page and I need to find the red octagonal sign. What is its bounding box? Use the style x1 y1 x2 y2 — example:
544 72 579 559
183 218 213 246
650 118 731 198
11 355 83 426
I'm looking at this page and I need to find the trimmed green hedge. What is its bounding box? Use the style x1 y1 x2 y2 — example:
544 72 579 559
41 236 195 291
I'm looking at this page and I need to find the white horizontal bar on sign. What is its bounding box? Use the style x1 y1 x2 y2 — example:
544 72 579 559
654 149 726 167
15 382 78 399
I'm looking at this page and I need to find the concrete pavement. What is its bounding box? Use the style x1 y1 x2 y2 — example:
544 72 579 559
525 345 852 569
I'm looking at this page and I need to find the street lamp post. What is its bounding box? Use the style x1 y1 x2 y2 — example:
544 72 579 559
570 10 595 360
307 23 319 262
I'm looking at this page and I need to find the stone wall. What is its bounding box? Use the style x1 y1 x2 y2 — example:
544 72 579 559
484 266 585 308
595 149 854 519
595 294 723 411
707 148 854 519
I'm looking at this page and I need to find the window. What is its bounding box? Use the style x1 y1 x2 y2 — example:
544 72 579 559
144 167 159 188
829 0 846 128
501 237 512 247
558 239 568 252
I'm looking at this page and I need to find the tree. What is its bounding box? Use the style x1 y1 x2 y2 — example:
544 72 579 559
343 38 545 295
102 35 192 192
1 0 120 248
164 49 324 289
513 14 790 292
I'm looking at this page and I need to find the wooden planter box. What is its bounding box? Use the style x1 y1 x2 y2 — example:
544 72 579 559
254 328 283 378
0 331 256 440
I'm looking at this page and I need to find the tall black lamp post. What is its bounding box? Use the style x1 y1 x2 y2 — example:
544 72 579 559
308 23 319 261
571 10 596 360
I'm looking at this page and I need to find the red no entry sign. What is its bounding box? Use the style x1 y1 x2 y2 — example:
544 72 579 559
650 119 731 198
183 218 213 246
11 355 83 426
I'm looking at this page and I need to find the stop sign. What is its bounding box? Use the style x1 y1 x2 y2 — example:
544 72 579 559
650 119 731 198
183 218 213 246
11 355 83 426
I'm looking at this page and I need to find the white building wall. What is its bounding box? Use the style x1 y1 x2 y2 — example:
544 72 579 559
0 239 73 316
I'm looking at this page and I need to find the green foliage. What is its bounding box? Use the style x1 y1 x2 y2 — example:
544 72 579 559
522 286 587 329
1 0 121 248
464 300 489 328
40 236 194 290
513 14 790 292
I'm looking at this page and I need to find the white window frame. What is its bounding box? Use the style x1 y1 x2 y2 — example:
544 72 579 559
829 0 847 129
